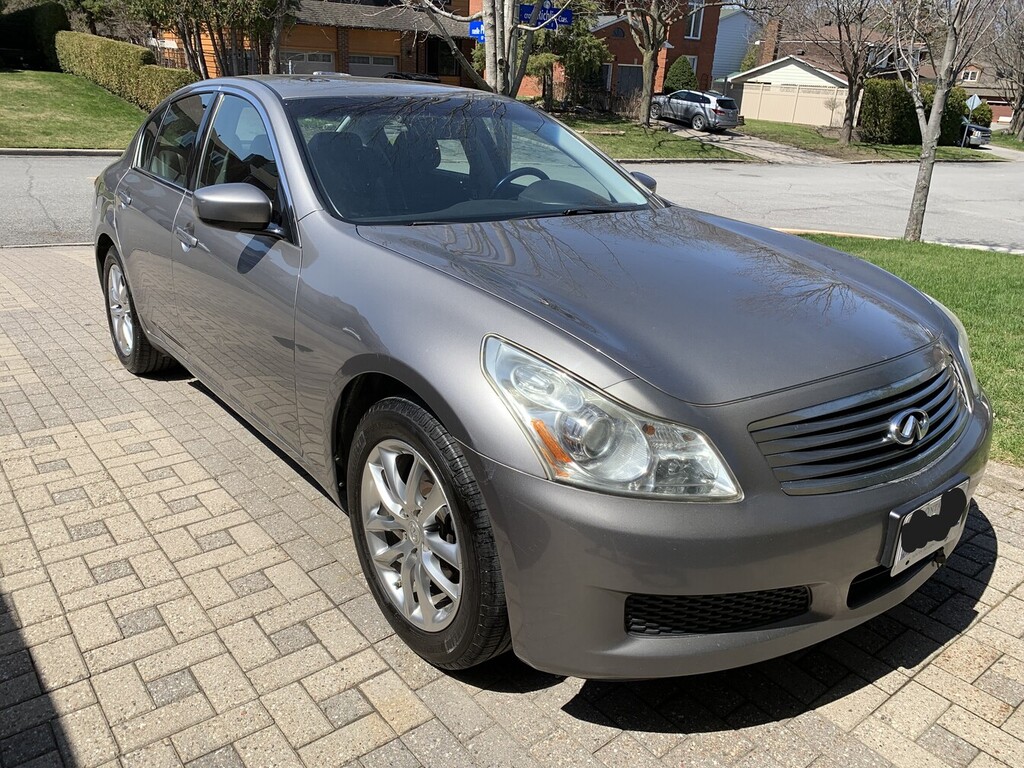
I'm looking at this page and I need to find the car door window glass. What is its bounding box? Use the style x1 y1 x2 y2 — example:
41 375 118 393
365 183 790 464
146 94 212 186
137 107 166 170
198 95 280 215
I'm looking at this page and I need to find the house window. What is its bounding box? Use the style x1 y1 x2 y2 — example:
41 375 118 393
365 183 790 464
962 70 979 82
427 38 459 77
687 56 698 73
686 1 704 39
350 54 371 65
612 28 625 38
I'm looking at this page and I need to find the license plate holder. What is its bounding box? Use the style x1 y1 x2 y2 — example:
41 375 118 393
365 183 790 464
889 480 970 577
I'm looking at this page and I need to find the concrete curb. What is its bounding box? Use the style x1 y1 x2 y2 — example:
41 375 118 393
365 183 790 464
0 148 122 157
777 228 1024 254
0 242 92 249
616 157 749 163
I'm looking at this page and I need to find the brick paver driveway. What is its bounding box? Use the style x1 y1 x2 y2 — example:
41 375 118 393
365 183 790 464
2 245 1024 768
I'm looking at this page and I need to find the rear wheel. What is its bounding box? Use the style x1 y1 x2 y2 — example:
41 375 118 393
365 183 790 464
102 247 175 375
650 103 662 120
691 113 708 131
347 397 510 669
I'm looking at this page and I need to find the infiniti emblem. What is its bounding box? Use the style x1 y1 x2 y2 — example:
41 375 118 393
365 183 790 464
888 408 930 446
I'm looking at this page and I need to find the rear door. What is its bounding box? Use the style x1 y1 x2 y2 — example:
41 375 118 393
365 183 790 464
114 93 213 338
171 92 302 449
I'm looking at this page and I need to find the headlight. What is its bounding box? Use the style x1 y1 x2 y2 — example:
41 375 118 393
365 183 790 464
927 295 982 400
482 337 741 500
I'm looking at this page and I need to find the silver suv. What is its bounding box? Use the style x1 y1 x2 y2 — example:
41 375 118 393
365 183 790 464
651 89 740 131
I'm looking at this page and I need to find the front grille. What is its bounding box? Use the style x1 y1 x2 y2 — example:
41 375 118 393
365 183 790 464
625 587 811 636
749 359 970 496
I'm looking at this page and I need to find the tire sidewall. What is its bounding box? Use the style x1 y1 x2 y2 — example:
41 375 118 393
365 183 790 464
347 401 489 666
102 248 139 369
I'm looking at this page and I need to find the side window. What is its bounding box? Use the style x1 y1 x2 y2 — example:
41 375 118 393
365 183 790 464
198 95 280 206
145 94 212 186
137 107 166 170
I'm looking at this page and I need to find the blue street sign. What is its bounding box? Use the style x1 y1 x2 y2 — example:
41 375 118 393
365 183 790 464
469 19 485 42
519 2 574 29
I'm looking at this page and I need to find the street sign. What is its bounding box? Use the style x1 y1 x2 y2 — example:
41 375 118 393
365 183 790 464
966 94 983 111
469 19 485 42
519 2 574 30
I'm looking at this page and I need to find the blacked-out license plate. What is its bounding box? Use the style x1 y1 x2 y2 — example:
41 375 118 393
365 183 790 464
890 480 970 577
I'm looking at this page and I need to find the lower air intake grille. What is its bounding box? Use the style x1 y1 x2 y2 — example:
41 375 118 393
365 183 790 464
625 587 812 636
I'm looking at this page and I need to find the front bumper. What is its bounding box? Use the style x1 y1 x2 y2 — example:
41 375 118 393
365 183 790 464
464 395 991 680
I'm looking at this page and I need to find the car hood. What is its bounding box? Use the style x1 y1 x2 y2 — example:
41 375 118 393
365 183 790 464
358 206 939 404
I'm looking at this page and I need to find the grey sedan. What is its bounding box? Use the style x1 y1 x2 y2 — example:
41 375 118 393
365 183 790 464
94 76 991 679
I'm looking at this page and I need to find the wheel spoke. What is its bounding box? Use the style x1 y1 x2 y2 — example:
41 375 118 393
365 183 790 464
423 530 459 568
365 509 404 534
371 538 406 567
368 461 403 516
403 456 426 509
400 549 418 614
418 483 446 525
421 551 459 602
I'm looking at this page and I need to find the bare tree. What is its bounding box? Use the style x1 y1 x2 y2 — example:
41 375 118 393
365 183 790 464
993 0 1024 140
889 0 1004 241
400 0 572 95
776 1 891 144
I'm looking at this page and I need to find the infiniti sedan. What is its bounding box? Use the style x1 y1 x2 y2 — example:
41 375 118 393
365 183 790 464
94 76 991 679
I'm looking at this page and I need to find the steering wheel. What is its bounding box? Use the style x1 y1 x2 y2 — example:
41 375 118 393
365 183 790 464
492 167 549 197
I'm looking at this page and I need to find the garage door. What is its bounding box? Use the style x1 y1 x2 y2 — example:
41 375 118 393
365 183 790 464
349 55 398 78
282 51 334 74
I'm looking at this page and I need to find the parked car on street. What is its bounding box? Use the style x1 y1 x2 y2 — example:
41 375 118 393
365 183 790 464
651 89 740 131
961 117 992 147
94 75 991 679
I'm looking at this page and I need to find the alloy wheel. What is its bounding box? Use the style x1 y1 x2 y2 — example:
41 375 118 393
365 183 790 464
107 263 134 357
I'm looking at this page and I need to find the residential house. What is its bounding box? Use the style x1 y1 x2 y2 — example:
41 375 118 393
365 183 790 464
711 5 758 83
155 0 475 86
592 1 723 98
726 55 848 127
959 62 1016 125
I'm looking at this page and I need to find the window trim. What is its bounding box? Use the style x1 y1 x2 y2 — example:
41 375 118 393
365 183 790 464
962 70 979 82
685 1 704 40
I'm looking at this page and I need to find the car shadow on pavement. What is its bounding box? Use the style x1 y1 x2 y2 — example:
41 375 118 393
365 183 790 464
457 503 997 735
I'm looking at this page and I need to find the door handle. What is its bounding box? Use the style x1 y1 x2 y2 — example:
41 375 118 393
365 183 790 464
174 226 198 248
116 189 132 208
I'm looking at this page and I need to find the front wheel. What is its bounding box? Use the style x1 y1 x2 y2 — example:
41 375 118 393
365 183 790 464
347 397 510 669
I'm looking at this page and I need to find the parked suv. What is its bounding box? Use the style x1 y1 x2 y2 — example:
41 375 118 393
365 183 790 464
651 89 740 131
961 117 992 148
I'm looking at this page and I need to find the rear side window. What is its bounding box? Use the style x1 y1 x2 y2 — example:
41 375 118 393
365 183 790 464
144 93 213 186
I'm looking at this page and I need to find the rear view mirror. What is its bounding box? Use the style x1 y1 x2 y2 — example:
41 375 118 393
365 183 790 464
194 183 272 230
631 171 657 195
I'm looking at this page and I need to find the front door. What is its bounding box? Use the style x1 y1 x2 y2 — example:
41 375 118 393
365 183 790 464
171 93 302 450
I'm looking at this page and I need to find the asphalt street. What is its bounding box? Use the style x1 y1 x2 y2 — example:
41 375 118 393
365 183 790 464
2 153 1022 250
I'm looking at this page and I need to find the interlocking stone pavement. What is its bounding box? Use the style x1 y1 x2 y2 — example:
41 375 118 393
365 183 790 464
2 245 1024 768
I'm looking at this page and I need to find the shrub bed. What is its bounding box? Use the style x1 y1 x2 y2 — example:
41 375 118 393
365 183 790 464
55 31 197 110
860 79 973 146
0 2 70 70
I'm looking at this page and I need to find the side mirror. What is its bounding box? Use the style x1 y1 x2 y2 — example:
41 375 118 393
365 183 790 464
194 183 272 230
631 171 657 195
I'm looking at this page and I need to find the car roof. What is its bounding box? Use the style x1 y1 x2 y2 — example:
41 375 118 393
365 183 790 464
207 74 478 102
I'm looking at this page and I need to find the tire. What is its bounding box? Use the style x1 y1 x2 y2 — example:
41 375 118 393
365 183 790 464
102 247 175 376
650 103 662 120
347 397 511 670
691 113 708 132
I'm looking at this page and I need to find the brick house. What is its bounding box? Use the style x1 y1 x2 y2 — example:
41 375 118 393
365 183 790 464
592 2 723 98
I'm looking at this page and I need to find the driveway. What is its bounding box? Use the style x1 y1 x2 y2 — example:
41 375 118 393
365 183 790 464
5 153 1023 252
2 245 1024 767
668 126 841 165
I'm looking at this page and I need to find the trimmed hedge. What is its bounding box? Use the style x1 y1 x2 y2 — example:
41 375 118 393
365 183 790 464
55 31 198 111
0 2 70 70
860 79 972 146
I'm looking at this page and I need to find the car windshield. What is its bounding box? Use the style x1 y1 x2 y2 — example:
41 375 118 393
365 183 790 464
286 94 651 225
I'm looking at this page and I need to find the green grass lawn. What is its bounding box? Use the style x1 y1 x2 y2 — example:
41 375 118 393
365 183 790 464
804 235 1024 466
991 131 1024 152
0 70 145 149
559 114 748 161
740 119 1001 162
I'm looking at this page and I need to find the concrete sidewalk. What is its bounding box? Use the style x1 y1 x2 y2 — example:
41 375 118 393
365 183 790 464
2 245 1024 768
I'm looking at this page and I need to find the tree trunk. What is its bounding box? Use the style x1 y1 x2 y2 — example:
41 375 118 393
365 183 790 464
639 47 658 127
839 81 859 144
267 0 289 75
905 107 945 241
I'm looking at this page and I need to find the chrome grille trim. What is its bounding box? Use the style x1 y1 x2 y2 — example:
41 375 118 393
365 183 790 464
750 359 970 496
